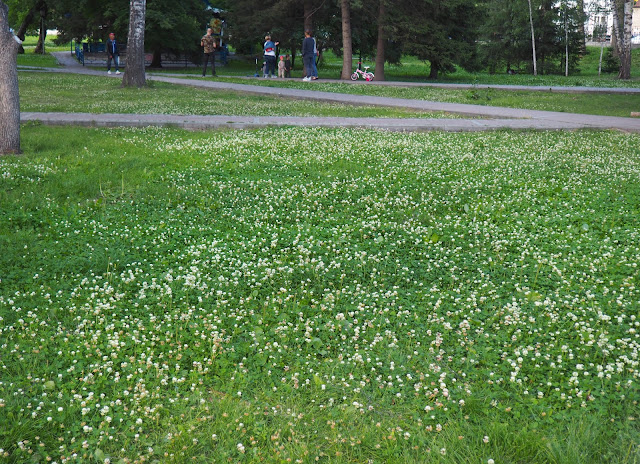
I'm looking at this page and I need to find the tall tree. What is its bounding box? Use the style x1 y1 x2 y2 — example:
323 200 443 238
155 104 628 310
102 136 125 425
576 0 586 53
122 0 146 87
395 0 482 79
612 0 633 79
304 0 314 31
145 0 209 68
373 0 386 81
10 0 45 54
527 0 538 75
340 0 352 79
0 0 20 154
33 0 47 54
480 0 530 73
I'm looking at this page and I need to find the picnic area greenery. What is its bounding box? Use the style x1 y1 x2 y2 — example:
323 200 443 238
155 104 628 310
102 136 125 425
1 124 640 463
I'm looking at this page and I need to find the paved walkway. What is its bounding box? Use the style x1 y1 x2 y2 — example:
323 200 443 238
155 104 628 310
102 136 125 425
16 52 640 133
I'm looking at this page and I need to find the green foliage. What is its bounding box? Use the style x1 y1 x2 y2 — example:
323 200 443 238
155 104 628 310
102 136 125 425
480 0 586 75
50 0 210 62
144 0 210 63
393 0 482 78
602 47 621 74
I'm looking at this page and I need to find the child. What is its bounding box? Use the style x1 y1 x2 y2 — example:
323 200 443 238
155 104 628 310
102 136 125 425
284 54 291 78
277 55 286 78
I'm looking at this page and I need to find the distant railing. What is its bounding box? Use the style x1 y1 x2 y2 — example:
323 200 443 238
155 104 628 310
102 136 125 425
74 43 84 66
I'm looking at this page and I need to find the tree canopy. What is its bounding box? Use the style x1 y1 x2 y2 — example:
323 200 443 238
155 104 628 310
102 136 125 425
7 0 634 79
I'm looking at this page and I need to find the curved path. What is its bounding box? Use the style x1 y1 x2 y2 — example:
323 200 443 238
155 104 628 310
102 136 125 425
17 52 640 133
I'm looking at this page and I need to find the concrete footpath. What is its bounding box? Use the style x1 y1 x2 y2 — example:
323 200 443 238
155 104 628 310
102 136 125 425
21 112 590 132
17 53 640 133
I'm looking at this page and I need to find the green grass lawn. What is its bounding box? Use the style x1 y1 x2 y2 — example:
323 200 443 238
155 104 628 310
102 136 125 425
205 77 640 118
151 47 640 88
16 35 70 67
17 72 455 119
1 125 639 463
18 69 639 118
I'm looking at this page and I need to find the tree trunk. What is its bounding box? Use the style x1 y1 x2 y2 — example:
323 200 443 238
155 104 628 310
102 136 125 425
304 0 314 32
598 40 604 76
340 0 352 80
617 0 633 79
150 49 162 68
122 0 146 88
34 4 47 55
611 0 622 56
290 40 297 69
0 1 21 154
428 61 439 79
527 0 538 76
564 2 569 77
577 0 586 53
16 0 46 54
373 0 386 81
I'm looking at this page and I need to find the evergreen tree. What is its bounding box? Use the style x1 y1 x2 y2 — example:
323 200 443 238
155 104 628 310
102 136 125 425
394 0 482 79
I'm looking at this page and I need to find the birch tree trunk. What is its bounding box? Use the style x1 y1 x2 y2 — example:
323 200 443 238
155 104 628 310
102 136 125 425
598 40 604 76
0 1 21 154
373 0 386 81
528 0 538 76
617 0 633 79
122 0 146 88
564 2 569 77
612 0 623 55
340 0 353 80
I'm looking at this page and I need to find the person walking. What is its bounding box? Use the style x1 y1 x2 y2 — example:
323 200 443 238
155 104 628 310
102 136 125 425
301 30 315 82
201 28 218 77
106 32 120 75
263 35 279 78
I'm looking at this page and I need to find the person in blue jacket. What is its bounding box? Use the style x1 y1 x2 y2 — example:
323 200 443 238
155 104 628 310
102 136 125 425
106 32 120 75
301 30 315 82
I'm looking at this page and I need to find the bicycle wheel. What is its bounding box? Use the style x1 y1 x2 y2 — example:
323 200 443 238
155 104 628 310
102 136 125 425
365 72 374 81
351 72 358 81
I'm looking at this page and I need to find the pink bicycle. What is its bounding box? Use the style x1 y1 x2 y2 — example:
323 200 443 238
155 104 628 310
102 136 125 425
351 66 374 81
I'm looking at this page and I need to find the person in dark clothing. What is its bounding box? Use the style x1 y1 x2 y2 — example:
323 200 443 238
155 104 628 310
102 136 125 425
106 32 120 75
201 28 218 77
284 54 291 78
301 30 315 82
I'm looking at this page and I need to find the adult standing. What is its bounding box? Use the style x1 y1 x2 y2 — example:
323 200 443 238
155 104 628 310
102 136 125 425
301 30 315 82
263 35 279 78
201 27 217 77
106 32 120 75
311 35 319 80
